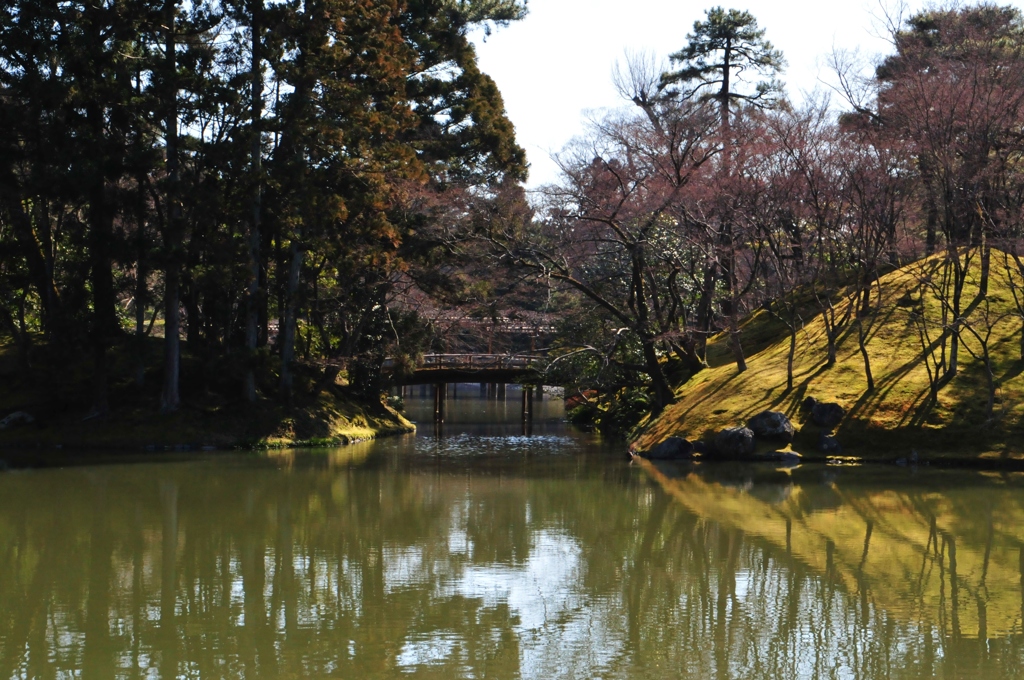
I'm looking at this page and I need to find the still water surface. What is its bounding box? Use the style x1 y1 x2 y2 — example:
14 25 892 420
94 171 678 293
3 389 1024 678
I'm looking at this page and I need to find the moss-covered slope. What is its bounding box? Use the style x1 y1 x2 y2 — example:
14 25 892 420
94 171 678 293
635 251 1024 461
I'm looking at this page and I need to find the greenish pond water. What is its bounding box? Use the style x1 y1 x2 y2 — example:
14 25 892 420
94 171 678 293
2 388 1024 679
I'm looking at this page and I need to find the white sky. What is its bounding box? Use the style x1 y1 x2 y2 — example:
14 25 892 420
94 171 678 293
472 0 1024 187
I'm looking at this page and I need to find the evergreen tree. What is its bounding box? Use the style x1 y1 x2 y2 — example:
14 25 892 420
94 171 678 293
661 7 785 134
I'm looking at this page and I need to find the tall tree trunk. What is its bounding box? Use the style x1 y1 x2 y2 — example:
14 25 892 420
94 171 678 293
279 231 303 401
632 250 675 412
694 260 718 360
941 251 966 386
786 322 796 391
3 194 64 344
87 102 117 417
979 240 990 299
134 180 148 388
857 288 874 392
161 0 182 413
244 0 263 401
727 265 745 372
642 337 674 416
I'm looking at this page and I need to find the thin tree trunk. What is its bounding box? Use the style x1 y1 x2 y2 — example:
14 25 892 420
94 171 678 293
632 250 675 411
728 270 745 372
787 323 796 391
642 338 674 415
161 0 182 413
135 180 148 388
857 316 873 392
694 260 718 360
244 0 263 402
979 240 990 299
984 349 994 421
942 255 965 385
279 232 303 401
87 102 116 417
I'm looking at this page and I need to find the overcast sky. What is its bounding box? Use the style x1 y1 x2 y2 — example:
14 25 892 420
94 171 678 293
471 0 1024 187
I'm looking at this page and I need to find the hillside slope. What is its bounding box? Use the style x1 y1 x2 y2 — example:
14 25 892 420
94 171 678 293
635 250 1024 461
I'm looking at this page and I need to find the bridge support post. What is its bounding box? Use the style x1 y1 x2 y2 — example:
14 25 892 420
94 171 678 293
433 383 446 423
520 385 533 425
535 385 543 401
497 383 506 401
480 383 487 398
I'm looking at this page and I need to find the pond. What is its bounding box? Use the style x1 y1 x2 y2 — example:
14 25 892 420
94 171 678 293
1 386 1023 679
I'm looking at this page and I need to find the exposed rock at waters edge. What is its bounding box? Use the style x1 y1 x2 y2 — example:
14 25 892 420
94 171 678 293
746 410 796 443
811 402 846 430
713 427 756 458
643 436 695 460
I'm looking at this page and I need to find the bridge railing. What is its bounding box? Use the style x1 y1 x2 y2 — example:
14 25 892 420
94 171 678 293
418 353 546 370
382 353 546 372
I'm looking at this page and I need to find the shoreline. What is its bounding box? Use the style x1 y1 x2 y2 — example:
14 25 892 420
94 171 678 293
0 393 416 457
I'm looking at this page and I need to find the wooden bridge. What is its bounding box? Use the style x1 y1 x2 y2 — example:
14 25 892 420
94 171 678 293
383 353 551 425
383 353 549 386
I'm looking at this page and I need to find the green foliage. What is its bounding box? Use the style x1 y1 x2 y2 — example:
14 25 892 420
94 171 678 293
0 0 527 416
661 6 786 110
568 387 652 438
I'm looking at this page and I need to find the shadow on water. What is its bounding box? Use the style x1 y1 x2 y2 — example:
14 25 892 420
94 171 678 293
2 390 1024 678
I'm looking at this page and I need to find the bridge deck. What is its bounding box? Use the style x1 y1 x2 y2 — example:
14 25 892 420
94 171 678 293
384 354 549 386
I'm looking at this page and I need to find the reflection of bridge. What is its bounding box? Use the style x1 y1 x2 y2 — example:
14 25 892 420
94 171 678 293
384 354 552 425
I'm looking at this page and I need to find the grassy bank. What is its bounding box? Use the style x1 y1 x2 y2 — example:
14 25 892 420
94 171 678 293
0 336 413 451
634 250 1024 463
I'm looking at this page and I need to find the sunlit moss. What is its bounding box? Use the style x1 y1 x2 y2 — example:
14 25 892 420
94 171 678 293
636 250 1024 459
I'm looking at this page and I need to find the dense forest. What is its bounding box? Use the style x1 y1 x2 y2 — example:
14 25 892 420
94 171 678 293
0 0 530 419
3 0 1024 435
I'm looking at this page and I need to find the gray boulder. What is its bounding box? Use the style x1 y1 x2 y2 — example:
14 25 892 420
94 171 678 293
714 427 756 458
801 396 818 413
0 411 34 430
643 437 694 460
746 410 796 443
811 402 845 430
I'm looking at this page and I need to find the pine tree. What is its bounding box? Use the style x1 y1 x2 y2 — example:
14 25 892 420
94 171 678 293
661 7 785 136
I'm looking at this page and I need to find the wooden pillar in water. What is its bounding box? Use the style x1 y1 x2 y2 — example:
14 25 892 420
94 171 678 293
497 383 506 401
480 383 488 398
520 385 533 424
535 384 543 401
433 383 446 423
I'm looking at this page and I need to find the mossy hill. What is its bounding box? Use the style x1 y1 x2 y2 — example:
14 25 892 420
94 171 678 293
634 250 1024 464
0 336 412 452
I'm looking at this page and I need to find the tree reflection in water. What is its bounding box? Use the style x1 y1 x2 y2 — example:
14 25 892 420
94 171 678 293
2 449 1024 679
